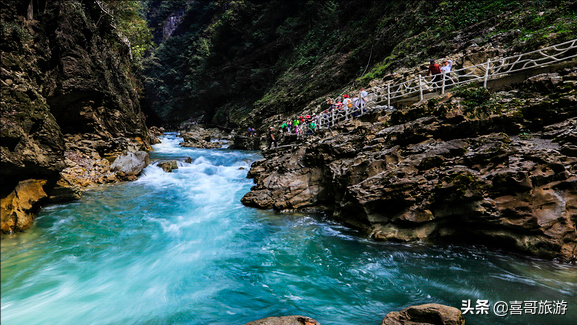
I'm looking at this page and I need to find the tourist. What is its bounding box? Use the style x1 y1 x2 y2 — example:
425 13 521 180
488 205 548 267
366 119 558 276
335 100 343 110
352 95 360 109
441 59 453 89
360 88 368 107
308 121 316 135
427 59 442 91
281 121 287 133
343 94 352 109
268 127 277 149
440 59 453 75
327 98 335 111
248 127 256 137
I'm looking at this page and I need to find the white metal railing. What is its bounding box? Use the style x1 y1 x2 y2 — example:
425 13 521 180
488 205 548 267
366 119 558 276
280 39 576 132
315 99 388 130
373 38 577 104
313 38 577 130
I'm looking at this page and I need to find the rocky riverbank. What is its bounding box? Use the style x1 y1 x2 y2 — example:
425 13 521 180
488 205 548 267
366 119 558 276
242 68 577 263
1 1 154 235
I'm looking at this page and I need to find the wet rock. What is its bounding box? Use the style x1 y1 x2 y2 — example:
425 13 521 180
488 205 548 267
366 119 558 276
46 180 82 203
158 160 178 172
178 125 230 149
245 315 320 325
381 303 464 325
110 151 150 178
184 157 193 163
1 179 47 234
180 140 224 149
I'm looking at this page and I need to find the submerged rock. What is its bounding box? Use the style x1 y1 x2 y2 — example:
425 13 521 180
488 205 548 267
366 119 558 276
381 303 464 325
157 160 178 172
245 315 320 325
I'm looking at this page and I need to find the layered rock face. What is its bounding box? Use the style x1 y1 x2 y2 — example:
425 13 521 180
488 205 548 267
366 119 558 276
1 0 151 234
242 68 577 262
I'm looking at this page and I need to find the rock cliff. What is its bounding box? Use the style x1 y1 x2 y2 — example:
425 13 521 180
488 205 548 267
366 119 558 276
242 68 577 262
1 0 151 234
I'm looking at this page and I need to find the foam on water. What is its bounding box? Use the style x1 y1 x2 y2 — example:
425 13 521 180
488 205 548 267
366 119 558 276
2 133 576 325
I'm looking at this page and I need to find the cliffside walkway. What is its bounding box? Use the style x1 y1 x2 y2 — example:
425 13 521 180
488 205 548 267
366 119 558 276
316 38 577 130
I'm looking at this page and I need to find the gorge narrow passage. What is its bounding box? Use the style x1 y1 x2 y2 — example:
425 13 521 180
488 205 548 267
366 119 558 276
2 134 576 325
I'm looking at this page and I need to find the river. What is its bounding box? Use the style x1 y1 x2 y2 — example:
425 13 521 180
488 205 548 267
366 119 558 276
2 133 576 325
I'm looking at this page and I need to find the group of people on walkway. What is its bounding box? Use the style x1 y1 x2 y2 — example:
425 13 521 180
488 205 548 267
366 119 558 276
326 88 368 112
267 115 318 149
427 59 453 91
265 58 453 149
280 115 317 135
319 88 370 126
266 87 371 148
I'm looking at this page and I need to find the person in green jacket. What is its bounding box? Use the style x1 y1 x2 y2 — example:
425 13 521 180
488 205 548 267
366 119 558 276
308 121 316 135
293 118 300 134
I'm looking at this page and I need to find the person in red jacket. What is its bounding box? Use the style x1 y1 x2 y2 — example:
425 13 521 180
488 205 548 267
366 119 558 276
427 60 442 91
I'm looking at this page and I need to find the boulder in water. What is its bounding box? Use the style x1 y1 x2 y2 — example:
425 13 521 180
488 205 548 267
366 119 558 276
158 160 178 172
110 151 150 179
381 303 464 325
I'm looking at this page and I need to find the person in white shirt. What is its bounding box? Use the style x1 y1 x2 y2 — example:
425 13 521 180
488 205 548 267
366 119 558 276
440 60 453 88
440 60 453 75
360 88 368 104
342 94 352 109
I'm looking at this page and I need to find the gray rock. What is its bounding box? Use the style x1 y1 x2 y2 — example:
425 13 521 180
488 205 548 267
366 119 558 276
110 151 150 176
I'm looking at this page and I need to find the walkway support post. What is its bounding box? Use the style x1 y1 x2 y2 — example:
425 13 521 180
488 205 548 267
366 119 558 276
419 75 423 101
331 109 335 127
388 84 391 108
484 58 490 88
441 72 446 94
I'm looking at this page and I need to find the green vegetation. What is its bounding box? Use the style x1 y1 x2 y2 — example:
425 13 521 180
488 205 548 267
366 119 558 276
454 87 503 118
101 0 153 62
139 0 577 126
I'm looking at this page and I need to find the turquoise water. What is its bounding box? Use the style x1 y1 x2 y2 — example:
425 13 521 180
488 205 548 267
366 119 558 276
2 133 576 325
